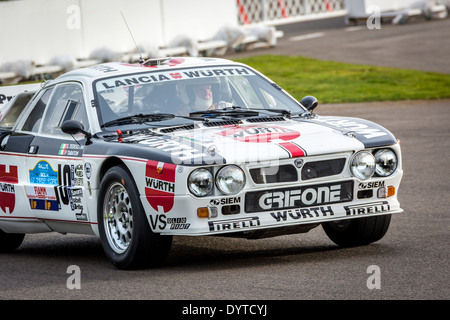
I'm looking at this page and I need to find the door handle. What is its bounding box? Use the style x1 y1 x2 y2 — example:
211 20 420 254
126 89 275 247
28 145 39 154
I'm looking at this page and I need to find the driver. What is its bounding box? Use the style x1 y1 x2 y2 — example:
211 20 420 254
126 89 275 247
191 84 215 111
176 77 229 115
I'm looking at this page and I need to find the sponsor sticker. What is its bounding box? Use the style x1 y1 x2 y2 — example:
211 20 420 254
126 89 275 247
209 197 241 206
216 125 299 143
97 67 252 91
208 217 260 232
270 205 335 222
216 125 305 157
245 181 353 213
314 117 388 139
0 164 18 214
149 214 191 231
312 116 397 148
137 136 207 163
344 201 390 216
84 163 92 179
76 212 88 221
358 181 385 189
58 143 83 156
29 161 58 185
26 186 59 211
145 160 177 214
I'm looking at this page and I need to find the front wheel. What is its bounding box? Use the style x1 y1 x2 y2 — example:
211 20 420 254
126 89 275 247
322 214 391 247
0 229 25 253
98 165 172 270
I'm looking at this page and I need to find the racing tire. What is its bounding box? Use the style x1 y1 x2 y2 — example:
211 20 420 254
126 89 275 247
98 165 172 270
322 214 391 247
0 229 25 253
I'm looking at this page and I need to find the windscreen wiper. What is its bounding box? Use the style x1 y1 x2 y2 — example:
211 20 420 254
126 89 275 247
102 113 176 127
189 109 260 118
189 106 291 118
227 106 292 117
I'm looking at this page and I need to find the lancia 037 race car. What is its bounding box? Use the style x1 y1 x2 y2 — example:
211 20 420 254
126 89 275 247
0 57 403 269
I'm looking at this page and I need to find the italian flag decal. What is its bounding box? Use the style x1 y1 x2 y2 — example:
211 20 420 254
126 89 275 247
58 144 69 155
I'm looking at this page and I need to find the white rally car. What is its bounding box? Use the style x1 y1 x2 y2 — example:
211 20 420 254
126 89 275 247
0 57 403 269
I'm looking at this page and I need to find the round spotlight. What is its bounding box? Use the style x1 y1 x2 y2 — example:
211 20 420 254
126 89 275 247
188 168 213 197
374 149 398 177
350 151 376 180
216 165 245 195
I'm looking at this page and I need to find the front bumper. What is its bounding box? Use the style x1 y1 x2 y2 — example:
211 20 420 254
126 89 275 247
142 169 403 237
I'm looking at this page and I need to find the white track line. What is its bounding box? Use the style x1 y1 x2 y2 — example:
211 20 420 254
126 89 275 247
289 32 325 41
345 26 365 32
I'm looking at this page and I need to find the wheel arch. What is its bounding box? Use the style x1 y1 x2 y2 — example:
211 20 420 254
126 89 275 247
99 156 128 181
97 156 145 199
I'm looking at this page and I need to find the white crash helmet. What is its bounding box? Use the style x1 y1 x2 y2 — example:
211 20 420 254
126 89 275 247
176 77 231 110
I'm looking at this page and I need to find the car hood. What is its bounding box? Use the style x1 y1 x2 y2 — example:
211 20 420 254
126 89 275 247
118 115 397 165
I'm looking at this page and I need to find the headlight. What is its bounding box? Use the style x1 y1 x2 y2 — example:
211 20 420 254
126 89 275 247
216 165 245 195
188 169 213 197
350 151 376 180
374 149 398 177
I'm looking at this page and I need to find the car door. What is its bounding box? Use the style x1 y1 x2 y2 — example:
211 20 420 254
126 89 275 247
0 88 54 226
21 82 91 230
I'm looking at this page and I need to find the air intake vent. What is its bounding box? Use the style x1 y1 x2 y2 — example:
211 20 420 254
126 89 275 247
246 117 286 123
159 124 196 133
203 120 242 127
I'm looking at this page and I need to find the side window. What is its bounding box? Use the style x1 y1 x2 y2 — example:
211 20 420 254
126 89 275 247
40 84 89 136
21 88 54 132
0 91 36 129
259 88 285 109
229 77 258 108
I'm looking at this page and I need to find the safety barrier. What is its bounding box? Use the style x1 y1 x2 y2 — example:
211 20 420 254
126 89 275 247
0 0 348 84
236 0 347 25
345 0 448 25
0 0 286 84
2 0 445 84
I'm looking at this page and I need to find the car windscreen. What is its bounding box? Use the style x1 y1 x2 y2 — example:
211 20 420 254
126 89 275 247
93 65 305 127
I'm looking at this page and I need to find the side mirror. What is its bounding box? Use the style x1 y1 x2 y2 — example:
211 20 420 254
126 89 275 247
61 120 92 140
300 96 318 111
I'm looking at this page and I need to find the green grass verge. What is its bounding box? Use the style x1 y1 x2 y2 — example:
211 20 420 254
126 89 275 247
234 55 450 104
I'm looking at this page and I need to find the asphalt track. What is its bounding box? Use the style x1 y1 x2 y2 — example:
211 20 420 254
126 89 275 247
1 17 449 304
228 15 450 74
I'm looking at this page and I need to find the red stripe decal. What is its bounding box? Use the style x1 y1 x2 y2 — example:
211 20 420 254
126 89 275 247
278 142 306 157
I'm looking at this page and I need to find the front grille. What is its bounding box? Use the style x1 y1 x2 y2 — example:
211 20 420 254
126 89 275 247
249 158 346 185
250 165 298 184
301 158 346 180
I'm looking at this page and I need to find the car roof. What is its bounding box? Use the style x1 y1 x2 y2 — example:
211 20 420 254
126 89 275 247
55 57 242 81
